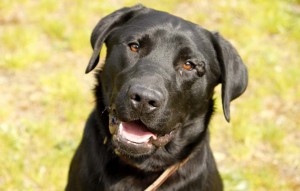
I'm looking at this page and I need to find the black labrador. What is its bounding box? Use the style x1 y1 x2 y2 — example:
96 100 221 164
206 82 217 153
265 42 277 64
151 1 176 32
66 4 248 191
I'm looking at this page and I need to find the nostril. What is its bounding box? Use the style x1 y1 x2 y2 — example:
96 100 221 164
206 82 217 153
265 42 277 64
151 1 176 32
148 100 159 108
131 94 141 102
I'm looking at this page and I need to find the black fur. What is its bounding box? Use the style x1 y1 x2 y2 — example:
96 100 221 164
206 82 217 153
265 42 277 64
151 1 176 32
66 5 247 191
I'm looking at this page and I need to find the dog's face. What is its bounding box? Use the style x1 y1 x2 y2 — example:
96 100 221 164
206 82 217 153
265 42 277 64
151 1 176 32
103 12 221 158
86 5 247 171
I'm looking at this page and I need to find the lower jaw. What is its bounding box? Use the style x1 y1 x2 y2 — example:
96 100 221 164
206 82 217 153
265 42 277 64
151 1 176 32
112 135 155 158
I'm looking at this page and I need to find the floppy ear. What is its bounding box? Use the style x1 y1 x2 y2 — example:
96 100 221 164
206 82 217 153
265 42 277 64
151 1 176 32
212 32 248 122
85 4 146 73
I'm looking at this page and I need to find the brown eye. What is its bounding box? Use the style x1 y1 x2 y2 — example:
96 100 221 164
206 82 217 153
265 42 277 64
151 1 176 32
182 61 195 71
129 43 139 52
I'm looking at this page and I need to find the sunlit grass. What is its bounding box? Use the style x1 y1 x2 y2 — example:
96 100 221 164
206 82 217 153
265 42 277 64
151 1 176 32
1 0 299 190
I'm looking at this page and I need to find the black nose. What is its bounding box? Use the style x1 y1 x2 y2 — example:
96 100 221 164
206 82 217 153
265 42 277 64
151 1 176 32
128 85 164 113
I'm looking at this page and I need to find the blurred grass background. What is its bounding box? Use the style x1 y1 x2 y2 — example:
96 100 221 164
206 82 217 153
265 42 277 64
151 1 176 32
0 0 299 190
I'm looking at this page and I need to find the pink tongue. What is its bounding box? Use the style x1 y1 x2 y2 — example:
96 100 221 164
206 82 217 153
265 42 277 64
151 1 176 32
119 121 157 143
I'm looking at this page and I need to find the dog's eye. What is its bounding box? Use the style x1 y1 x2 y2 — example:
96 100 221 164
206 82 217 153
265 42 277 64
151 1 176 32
182 61 195 71
128 42 140 52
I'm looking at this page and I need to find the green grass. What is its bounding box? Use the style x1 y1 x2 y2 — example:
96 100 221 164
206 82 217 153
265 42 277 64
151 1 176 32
1 0 299 190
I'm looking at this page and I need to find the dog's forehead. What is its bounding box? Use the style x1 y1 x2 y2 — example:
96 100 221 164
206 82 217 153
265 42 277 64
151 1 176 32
125 10 198 34
133 9 190 27
112 9 212 49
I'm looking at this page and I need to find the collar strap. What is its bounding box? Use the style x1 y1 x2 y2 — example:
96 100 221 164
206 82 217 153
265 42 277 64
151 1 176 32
144 156 190 191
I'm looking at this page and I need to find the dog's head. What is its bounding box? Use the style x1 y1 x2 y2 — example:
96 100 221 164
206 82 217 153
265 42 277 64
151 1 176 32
86 5 247 170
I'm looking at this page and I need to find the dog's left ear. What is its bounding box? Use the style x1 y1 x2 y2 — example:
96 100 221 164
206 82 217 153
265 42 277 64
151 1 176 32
85 4 146 73
212 32 248 122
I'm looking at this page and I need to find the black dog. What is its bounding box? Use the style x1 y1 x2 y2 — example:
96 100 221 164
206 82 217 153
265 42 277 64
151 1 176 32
66 5 247 191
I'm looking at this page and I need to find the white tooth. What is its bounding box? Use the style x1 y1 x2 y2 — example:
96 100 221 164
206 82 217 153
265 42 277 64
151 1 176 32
118 123 123 131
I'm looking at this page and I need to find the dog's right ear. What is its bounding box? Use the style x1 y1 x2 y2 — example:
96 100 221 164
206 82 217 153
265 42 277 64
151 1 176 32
85 4 146 73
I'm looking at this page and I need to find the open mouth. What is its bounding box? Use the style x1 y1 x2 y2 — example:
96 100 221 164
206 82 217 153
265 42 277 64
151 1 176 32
109 116 175 156
118 121 157 144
